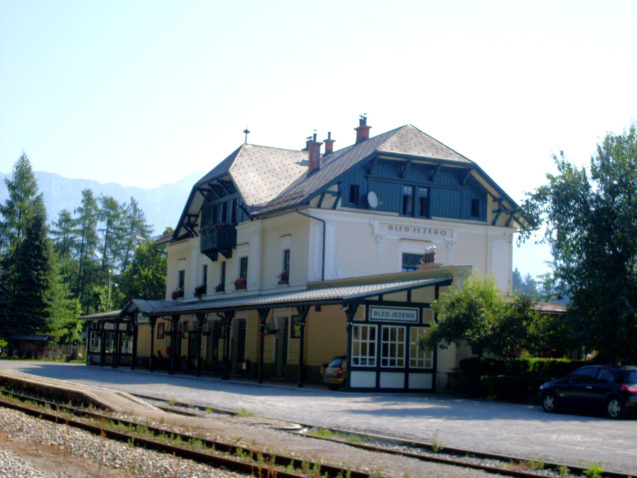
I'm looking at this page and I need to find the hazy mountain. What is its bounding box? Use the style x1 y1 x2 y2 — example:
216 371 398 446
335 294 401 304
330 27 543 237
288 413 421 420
0 171 204 237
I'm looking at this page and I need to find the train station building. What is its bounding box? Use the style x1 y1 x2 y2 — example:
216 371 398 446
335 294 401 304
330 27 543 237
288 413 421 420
83 116 522 391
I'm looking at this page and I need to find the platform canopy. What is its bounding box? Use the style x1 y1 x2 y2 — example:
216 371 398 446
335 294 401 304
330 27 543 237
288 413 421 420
81 275 453 321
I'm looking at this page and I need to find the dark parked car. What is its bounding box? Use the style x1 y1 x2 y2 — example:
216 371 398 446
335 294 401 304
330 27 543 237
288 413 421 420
539 365 637 418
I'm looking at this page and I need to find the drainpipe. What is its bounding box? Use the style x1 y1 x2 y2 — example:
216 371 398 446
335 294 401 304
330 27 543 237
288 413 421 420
295 209 325 281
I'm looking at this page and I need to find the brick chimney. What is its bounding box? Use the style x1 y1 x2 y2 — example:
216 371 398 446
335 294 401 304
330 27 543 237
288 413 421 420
355 115 371 144
308 132 322 173
324 132 335 155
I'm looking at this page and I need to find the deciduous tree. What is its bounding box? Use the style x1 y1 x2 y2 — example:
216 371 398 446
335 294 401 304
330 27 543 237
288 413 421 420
520 126 637 363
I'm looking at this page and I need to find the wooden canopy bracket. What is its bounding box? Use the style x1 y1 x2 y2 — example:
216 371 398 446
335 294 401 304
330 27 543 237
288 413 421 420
400 159 414 178
429 163 442 182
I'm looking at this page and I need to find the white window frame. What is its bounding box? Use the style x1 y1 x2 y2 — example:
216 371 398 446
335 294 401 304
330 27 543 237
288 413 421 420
409 327 433 369
381 325 406 368
351 324 377 367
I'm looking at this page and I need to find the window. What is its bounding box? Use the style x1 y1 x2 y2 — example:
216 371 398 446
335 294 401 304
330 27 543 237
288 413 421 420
402 186 414 216
178 270 185 289
219 261 226 291
89 333 101 352
471 198 480 218
410 327 433 368
232 198 238 224
212 204 219 224
352 324 377 367
381 325 406 368
121 333 133 354
279 249 290 283
104 332 115 354
221 202 228 223
202 264 208 287
402 253 422 272
239 256 248 280
417 187 430 218
349 185 360 205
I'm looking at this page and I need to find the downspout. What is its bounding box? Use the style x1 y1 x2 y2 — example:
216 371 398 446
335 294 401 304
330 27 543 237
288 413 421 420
295 209 325 281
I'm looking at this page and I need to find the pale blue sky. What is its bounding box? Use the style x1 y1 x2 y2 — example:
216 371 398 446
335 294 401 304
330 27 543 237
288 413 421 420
1 0 636 278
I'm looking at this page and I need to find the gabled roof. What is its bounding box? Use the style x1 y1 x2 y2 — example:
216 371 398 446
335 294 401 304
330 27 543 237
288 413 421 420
174 144 308 239
174 122 520 239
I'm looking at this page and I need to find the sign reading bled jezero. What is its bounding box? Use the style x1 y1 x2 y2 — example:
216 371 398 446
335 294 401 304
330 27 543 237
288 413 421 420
378 222 453 240
369 306 419 323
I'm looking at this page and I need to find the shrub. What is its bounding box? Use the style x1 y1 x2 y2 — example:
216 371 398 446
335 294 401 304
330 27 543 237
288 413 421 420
460 357 590 402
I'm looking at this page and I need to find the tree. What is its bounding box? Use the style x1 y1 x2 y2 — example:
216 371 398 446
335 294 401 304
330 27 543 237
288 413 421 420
74 189 100 309
116 239 167 307
50 209 77 261
425 274 504 357
6 210 52 336
45 253 82 343
0 153 44 254
120 197 153 272
424 274 557 357
521 126 637 363
0 155 50 339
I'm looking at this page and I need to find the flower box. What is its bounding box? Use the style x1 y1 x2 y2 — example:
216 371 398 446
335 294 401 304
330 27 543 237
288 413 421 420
234 277 246 290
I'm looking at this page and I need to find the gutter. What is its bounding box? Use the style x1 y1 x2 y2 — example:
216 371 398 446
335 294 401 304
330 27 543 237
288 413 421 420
295 209 325 281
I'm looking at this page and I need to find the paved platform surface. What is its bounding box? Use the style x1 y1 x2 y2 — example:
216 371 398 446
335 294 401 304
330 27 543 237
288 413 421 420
1 361 635 474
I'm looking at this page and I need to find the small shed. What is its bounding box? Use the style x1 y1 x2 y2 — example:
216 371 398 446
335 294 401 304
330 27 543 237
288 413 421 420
9 334 51 359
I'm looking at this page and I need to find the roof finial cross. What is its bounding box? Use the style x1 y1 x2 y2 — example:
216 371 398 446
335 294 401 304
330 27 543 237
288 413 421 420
243 126 250 144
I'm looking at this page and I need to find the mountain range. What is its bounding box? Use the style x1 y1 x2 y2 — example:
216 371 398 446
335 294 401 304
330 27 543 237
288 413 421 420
0 170 204 237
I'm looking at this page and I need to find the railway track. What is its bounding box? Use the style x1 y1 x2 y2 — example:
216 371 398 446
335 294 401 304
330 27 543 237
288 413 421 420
0 388 629 478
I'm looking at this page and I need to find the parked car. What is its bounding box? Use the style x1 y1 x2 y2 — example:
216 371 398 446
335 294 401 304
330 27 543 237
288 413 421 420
323 356 347 390
539 365 637 419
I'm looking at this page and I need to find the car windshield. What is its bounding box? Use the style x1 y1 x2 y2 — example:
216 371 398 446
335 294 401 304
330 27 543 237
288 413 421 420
327 358 344 368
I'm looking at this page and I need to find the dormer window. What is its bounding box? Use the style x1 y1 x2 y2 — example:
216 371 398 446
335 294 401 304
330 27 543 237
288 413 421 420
471 198 480 218
402 186 414 216
349 185 360 205
417 187 430 218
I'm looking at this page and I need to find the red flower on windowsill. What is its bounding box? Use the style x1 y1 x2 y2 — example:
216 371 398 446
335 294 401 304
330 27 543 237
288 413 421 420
194 284 207 298
278 270 289 284
171 287 184 300
234 277 246 290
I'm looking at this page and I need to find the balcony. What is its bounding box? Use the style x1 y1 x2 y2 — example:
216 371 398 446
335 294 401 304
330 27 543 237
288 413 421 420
200 223 237 261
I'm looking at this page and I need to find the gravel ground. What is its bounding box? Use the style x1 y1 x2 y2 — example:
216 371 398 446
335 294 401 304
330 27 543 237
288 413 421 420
0 407 247 477
3 362 636 476
0 402 510 478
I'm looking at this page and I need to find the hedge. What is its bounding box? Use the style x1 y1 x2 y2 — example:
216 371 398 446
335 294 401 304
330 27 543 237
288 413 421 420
458 357 590 402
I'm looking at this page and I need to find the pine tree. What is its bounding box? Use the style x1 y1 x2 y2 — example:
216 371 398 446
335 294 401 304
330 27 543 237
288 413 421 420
120 197 153 272
98 195 126 274
45 252 82 343
0 153 43 254
74 189 99 308
7 210 51 336
51 209 77 261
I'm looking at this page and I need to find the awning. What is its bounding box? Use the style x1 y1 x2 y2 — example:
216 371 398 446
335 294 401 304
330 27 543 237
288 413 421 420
82 276 453 320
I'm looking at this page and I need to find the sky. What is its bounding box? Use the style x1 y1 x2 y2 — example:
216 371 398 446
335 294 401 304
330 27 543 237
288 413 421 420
1 0 636 279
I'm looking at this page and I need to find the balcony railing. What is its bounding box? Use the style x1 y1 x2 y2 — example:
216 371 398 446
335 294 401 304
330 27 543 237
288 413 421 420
200 223 237 261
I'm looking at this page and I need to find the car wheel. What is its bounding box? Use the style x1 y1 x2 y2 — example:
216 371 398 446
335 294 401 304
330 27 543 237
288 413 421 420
606 397 625 419
542 391 559 413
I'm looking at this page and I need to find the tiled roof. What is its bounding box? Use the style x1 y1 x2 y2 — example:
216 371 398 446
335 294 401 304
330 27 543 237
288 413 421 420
253 125 475 215
174 121 518 237
229 145 308 206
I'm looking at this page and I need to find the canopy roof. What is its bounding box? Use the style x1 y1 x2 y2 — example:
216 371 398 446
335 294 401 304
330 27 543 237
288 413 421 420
82 275 454 321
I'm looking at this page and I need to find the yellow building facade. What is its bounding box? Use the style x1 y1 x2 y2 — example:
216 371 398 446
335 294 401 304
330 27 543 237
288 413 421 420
84 117 520 391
